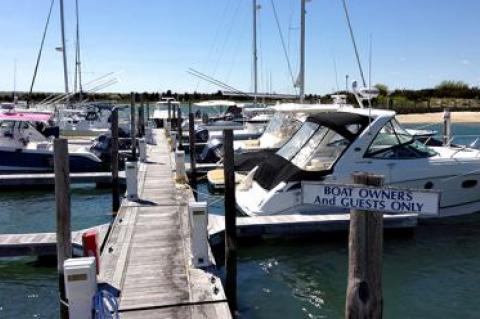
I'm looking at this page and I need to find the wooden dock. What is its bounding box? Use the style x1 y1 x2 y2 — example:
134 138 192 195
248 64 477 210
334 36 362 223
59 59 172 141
208 213 417 246
0 224 109 258
0 171 126 188
99 129 231 319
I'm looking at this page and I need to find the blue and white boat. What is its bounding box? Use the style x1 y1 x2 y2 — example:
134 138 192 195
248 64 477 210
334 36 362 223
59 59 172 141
0 111 104 173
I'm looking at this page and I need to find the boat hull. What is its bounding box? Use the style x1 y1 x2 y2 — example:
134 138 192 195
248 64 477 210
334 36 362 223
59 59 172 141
0 149 104 173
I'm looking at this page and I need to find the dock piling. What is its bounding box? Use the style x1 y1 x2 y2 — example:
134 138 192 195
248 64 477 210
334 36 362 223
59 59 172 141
345 172 384 319
188 111 197 199
111 108 120 213
139 94 145 137
54 138 72 319
130 92 137 161
177 106 183 150
223 129 237 313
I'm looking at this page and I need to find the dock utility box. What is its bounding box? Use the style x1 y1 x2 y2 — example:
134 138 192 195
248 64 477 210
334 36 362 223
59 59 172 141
64 257 97 319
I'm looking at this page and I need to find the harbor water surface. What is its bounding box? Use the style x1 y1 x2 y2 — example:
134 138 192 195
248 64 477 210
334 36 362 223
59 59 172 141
1 123 480 318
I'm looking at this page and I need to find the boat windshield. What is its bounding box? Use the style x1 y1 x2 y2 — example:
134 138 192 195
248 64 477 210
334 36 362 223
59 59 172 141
259 113 302 148
365 119 437 158
277 121 351 171
156 103 169 111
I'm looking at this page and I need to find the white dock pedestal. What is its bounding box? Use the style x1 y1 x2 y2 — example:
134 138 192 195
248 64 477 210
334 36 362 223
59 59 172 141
64 257 97 319
126 161 138 200
189 201 210 268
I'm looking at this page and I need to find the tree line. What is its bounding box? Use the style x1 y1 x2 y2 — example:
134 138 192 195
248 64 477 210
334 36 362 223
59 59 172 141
1 81 479 107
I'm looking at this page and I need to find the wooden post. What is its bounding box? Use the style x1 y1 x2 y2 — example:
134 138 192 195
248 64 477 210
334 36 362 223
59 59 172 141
130 92 137 161
177 107 183 150
139 95 145 137
188 111 197 199
223 129 237 313
54 138 71 319
111 108 120 213
345 173 384 319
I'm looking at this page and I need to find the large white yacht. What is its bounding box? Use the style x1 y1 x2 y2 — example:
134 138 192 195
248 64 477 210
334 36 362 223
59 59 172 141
236 107 480 218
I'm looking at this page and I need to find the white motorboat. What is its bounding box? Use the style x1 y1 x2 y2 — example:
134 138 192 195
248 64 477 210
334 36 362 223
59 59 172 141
152 97 181 128
0 111 104 173
201 102 353 167
236 107 480 218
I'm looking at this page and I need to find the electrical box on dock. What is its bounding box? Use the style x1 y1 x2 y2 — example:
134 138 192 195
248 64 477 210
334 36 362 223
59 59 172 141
125 161 138 200
64 257 97 319
189 201 210 268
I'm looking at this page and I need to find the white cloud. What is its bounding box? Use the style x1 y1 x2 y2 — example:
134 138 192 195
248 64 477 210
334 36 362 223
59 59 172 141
461 59 471 65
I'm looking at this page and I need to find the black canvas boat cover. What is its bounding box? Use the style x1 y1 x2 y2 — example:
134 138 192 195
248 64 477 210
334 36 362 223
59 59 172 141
234 149 278 172
253 112 370 190
306 112 370 142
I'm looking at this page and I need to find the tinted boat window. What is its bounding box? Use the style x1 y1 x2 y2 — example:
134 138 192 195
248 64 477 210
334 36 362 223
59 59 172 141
365 119 437 159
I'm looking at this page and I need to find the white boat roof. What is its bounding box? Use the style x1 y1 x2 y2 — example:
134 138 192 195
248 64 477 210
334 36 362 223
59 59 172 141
193 100 237 107
156 99 180 105
338 107 396 119
268 103 352 113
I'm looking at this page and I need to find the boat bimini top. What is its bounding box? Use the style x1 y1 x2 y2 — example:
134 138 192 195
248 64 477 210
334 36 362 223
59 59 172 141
252 110 373 190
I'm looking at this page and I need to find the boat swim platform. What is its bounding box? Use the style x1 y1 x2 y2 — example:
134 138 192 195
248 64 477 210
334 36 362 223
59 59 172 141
0 171 126 189
0 224 110 258
208 213 418 246
99 129 231 319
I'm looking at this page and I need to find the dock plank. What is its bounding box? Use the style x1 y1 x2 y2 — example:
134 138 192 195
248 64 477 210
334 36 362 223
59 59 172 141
0 224 109 257
99 129 231 319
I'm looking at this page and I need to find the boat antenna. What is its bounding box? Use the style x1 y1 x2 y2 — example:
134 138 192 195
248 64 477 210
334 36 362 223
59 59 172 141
340 0 367 88
368 33 372 90
270 0 297 94
28 0 55 107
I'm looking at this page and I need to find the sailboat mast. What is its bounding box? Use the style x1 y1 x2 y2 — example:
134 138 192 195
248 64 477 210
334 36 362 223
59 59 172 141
253 0 258 106
75 0 83 103
59 0 70 107
299 0 306 103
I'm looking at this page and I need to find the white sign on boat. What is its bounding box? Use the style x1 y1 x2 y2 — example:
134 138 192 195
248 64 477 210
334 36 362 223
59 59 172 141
302 182 440 215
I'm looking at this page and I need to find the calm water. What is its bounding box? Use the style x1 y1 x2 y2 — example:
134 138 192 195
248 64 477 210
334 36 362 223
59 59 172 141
0 185 112 318
2 123 480 318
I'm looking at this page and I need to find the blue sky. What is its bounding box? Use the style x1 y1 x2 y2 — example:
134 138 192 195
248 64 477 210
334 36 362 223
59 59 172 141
1 0 479 95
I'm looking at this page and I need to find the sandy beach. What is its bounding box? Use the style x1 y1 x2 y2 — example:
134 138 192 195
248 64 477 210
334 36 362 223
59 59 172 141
397 111 480 124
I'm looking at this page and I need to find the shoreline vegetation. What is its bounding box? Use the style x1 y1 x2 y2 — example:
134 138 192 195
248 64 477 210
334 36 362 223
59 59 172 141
2 81 480 123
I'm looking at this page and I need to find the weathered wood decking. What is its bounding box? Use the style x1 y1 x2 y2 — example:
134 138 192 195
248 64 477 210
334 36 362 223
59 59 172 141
99 129 231 319
0 224 109 257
